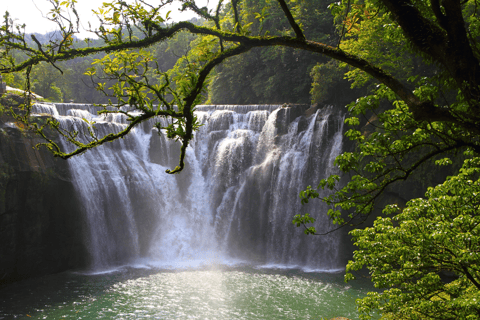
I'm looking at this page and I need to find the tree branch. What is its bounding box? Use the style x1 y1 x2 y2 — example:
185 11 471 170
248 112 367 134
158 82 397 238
166 43 254 173
276 0 305 40
430 0 448 30
380 0 480 100
231 0 241 33
2 19 465 128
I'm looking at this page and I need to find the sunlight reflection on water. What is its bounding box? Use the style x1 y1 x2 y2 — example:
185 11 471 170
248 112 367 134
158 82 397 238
0 265 375 320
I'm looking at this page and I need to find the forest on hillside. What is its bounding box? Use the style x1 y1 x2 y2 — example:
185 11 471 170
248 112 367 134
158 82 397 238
2 1 362 106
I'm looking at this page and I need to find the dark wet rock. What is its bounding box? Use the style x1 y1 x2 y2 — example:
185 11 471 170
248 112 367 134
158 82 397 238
0 116 88 286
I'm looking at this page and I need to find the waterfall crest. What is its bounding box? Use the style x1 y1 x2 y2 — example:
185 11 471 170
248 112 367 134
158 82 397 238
32 103 345 271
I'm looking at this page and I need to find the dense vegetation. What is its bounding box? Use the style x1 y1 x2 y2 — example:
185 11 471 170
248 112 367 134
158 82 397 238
1 3 346 105
1 0 479 318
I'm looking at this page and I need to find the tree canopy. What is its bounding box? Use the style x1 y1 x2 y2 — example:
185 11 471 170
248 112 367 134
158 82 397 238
1 0 480 318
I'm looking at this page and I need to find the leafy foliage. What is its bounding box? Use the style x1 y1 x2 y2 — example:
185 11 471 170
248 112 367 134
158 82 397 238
293 0 480 318
209 0 337 104
346 155 480 319
310 60 346 104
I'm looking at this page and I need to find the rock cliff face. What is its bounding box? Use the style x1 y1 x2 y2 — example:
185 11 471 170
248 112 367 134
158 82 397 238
0 115 88 286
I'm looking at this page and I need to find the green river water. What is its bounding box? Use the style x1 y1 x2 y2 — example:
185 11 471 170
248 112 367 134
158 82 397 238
0 264 376 320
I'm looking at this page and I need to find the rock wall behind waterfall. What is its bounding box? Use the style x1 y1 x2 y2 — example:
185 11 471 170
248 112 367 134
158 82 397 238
1 102 349 278
0 114 88 286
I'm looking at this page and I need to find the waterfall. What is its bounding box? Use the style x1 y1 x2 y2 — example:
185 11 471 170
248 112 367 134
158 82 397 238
32 103 345 271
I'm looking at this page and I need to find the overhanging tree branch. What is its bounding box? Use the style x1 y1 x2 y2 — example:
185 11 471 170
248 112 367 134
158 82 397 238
2 0 479 183
380 0 480 102
2 17 463 129
276 0 305 40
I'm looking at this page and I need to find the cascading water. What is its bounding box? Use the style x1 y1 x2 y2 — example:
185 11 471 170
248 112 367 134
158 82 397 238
32 103 346 271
